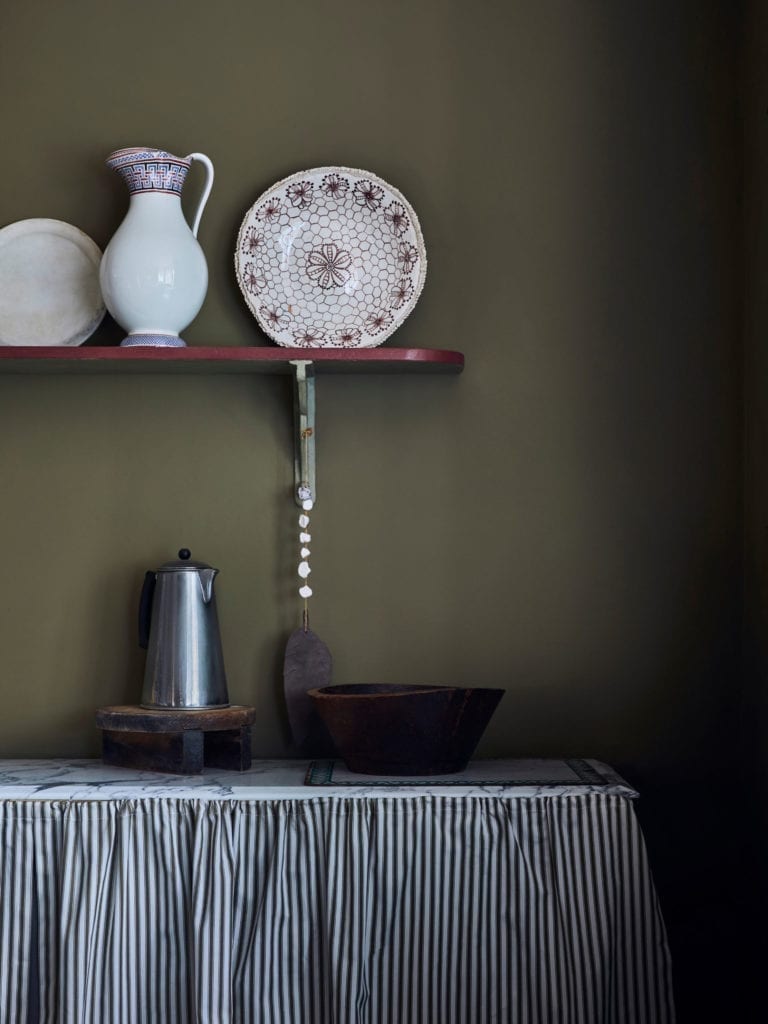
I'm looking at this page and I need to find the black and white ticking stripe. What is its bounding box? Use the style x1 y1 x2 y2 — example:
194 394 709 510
0 794 674 1023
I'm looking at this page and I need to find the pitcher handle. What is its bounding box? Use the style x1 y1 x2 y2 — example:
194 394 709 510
185 152 214 238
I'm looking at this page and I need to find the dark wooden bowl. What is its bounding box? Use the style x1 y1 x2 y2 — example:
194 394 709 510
307 683 504 775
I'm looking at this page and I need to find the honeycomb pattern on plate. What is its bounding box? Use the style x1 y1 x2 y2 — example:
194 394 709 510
234 167 427 348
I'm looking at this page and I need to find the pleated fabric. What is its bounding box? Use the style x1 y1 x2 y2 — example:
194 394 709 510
0 794 674 1024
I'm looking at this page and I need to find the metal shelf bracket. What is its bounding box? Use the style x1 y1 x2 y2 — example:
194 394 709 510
290 360 316 506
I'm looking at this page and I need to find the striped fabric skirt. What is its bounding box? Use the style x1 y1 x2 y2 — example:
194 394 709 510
0 793 674 1023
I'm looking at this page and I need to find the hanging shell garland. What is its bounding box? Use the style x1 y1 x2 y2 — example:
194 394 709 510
297 485 314 600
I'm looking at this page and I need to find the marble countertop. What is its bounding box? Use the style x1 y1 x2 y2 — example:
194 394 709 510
0 758 636 801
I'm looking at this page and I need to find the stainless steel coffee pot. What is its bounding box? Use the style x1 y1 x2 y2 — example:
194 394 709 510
139 549 229 709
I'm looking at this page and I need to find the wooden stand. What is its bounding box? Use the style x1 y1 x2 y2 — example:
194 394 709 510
95 705 257 775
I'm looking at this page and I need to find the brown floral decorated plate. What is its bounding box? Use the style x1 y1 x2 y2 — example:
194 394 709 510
234 166 427 348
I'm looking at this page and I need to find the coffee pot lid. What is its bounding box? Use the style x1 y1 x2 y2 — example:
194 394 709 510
156 548 215 572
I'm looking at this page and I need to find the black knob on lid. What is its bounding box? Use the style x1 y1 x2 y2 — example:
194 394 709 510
178 548 191 560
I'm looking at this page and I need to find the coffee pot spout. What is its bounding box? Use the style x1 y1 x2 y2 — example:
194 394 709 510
198 567 218 604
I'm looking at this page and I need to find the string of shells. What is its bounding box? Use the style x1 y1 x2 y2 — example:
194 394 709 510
297 484 313 606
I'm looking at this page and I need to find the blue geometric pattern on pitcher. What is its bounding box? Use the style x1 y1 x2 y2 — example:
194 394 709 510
106 149 190 196
116 160 189 196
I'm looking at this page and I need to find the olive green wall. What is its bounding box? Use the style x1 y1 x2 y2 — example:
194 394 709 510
0 1 746 1020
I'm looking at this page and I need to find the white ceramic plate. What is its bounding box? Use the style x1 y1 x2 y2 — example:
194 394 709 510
0 219 106 346
235 167 427 348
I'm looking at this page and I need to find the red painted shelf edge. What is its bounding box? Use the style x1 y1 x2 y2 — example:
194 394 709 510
0 345 464 372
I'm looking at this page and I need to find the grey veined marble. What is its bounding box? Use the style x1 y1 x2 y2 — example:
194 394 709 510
0 758 636 801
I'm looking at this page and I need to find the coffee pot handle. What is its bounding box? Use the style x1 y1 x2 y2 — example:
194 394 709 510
138 571 156 649
185 153 215 238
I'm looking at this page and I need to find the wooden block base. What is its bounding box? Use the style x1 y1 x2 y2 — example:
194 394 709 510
96 705 256 775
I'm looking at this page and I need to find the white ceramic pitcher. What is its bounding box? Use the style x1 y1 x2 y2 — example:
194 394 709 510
99 147 214 347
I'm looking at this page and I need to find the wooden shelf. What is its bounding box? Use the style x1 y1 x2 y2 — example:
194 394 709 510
0 346 464 375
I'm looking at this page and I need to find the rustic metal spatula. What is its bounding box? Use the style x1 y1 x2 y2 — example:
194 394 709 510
283 623 335 753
